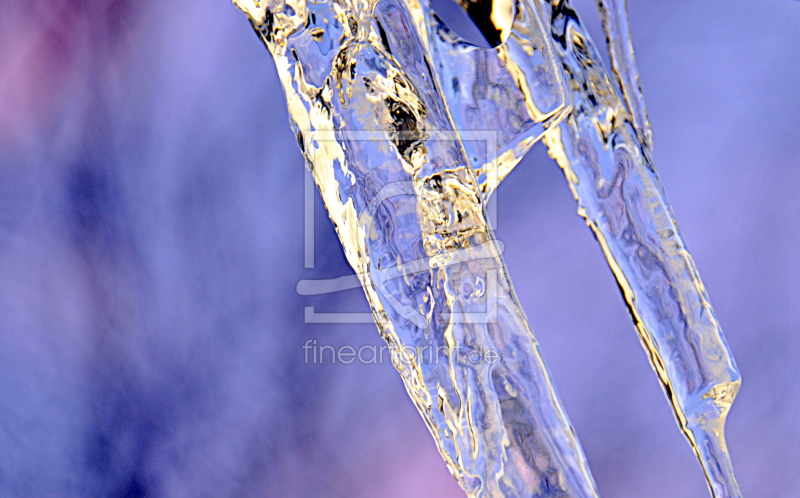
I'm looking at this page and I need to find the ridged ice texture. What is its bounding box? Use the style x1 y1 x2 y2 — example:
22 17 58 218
541 1 741 496
233 0 599 495
593 0 652 149
421 0 570 197
406 0 742 494
234 0 743 495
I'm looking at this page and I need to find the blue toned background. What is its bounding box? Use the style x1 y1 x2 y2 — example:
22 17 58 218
0 0 798 496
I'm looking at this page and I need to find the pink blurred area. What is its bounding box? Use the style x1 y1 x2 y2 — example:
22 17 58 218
0 0 798 496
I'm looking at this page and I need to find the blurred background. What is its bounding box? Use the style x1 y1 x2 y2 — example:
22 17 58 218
0 0 798 496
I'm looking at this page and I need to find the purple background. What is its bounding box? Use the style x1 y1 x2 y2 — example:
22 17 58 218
0 0 798 496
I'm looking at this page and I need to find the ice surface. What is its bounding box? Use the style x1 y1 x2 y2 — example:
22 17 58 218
234 0 741 495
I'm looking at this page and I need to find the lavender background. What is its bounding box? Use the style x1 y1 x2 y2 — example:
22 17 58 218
0 0 798 496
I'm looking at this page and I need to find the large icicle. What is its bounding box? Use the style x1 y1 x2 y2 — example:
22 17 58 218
234 0 743 495
233 0 599 495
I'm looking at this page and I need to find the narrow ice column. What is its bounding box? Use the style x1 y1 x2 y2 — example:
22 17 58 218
594 0 652 149
542 1 741 496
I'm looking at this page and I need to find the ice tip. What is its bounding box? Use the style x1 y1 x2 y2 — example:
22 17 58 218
233 0 268 25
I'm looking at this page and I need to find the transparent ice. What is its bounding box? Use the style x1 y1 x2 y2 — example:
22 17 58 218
233 0 741 495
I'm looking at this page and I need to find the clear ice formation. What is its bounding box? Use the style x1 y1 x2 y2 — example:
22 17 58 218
593 0 652 150
233 0 599 494
233 0 741 496
420 0 572 197
539 2 741 496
